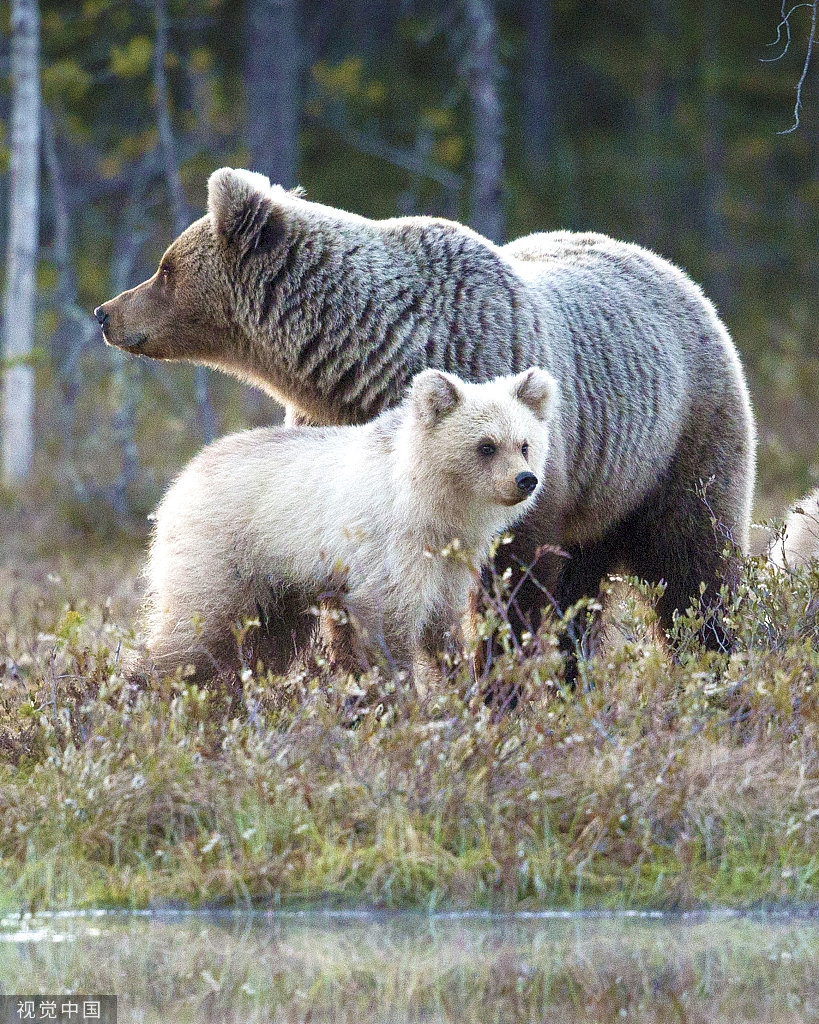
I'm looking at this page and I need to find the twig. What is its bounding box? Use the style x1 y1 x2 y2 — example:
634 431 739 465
762 0 818 133
49 646 59 728
319 104 462 193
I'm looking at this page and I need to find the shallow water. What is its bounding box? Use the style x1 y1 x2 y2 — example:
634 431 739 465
0 909 818 1022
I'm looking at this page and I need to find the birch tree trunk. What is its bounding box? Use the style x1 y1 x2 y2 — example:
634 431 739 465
702 1 729 311
153 0 216 444
464 0 505 243
245 0 299 188
2 0 41 486
98 149 162 518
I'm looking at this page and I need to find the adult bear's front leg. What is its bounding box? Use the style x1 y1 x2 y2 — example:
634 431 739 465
475 488 567 703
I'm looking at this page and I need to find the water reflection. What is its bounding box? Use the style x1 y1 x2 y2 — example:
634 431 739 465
0 910 817 1022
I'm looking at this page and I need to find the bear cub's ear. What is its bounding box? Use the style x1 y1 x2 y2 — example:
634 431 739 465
509 367 556 420
410 369 463 428
208 167 286 254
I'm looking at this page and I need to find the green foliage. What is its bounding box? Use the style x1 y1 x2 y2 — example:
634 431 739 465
109 36 153 79
41 58 91 103
312 57 385 104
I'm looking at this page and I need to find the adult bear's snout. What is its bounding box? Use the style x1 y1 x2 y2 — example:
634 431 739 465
515 471 538 495
94 305 109 327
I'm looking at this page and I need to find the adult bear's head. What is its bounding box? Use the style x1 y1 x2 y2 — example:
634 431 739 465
94 168 304 366
94 165 519 426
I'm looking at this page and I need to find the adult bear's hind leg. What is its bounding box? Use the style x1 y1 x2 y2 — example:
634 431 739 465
250 587 318 676
623 427 753 655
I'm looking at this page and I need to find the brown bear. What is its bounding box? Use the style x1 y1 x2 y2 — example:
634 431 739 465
137 367 554 682
96 167 757 673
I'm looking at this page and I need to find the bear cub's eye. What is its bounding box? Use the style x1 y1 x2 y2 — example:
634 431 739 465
479 441 496 457
521 441 529 458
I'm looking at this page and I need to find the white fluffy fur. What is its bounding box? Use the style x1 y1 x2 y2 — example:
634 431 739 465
141 368 555 680
770 489 819 569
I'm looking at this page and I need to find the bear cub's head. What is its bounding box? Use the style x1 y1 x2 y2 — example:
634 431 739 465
407 366 555 521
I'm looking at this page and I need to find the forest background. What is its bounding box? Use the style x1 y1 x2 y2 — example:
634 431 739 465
0 0 817 541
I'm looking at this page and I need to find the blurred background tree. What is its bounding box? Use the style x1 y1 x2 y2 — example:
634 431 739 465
0 0 816 535
2 0 40 487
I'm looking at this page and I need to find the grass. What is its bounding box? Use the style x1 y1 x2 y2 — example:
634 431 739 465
0 519 818 913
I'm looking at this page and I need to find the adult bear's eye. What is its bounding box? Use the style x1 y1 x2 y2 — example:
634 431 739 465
521 441 529 458
479 441 496 457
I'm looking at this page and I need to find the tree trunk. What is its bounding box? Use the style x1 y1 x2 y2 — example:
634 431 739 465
522 0 554 167
357 0 395 62
636 0 679 253
42 107 82 416
245 0 299 188
154 0 187 240
464 0 505 243
702 2 730 311
104 153 166 518
153 0 215 444
108 224 144 520
636 9 662 251
2 0 41 487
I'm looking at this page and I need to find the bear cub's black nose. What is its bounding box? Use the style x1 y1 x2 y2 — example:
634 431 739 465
94 306 109 327
516 471 538 495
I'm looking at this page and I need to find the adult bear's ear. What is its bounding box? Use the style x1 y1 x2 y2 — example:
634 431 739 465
411 369 463 428
207 167 286 254
510 367 556 420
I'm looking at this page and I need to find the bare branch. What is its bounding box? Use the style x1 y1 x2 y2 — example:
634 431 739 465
318 102 463 193
761 2 811 60
763 0 818 133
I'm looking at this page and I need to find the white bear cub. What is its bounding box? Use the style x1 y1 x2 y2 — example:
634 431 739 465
138 367 555 682
771 489 819 569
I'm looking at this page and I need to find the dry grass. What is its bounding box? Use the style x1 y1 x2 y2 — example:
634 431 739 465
0 525 818 913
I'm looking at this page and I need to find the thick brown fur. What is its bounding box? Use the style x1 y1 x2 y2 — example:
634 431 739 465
98 168 757 668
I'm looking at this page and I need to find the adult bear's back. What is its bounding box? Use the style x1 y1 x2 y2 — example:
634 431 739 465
499 231 754 547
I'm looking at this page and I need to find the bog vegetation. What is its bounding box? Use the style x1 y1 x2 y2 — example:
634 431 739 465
0 518 817 912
